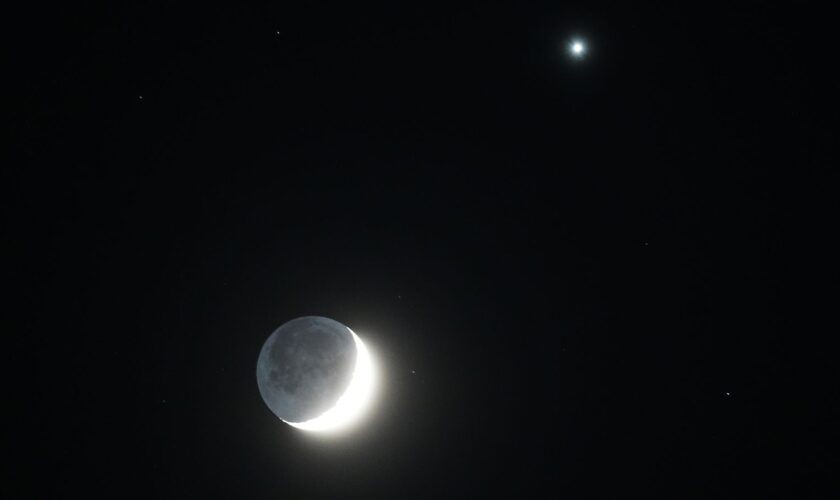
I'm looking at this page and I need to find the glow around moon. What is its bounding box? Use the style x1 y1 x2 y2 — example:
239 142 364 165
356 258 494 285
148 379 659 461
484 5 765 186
285 328 377 433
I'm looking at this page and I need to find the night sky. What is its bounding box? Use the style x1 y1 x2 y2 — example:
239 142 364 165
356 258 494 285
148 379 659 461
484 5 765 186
6 2 836 498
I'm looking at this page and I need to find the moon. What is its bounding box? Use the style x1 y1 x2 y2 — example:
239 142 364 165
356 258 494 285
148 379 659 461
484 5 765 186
256 316 376 433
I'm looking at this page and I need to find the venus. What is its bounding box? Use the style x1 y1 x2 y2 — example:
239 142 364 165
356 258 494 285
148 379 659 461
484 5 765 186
256 316 376 433
569 38 587 59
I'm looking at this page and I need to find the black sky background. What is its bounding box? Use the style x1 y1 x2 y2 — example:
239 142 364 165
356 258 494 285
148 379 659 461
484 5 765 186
5 1 837 498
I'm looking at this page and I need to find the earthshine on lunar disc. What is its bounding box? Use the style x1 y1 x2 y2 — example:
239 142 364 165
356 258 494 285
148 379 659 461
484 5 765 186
256 316 376 433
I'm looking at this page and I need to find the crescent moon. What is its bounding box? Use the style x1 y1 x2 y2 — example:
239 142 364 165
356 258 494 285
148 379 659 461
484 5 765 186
284 328 376 432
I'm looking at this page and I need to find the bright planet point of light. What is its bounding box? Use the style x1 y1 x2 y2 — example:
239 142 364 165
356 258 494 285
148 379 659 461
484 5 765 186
285 328 377 433
569 39 586 58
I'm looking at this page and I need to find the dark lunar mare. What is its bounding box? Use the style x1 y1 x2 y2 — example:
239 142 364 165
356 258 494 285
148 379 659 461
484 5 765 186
256 316 357 423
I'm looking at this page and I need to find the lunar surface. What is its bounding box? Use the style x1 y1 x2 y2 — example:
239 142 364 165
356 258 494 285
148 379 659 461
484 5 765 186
256 316 375 432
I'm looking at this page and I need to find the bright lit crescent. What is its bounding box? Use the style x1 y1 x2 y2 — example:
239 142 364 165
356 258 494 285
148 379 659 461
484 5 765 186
285 328 376 432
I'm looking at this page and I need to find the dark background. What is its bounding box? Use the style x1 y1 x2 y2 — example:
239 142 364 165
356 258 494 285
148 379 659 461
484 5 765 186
5 1 837 498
